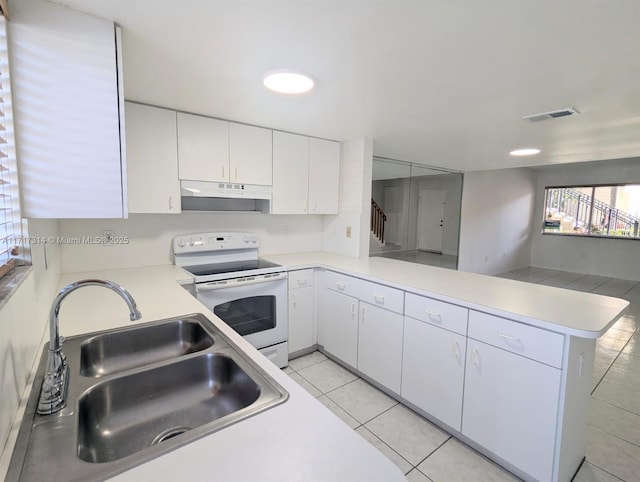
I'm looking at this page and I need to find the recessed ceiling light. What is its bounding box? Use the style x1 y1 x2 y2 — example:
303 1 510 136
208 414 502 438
263 70 314 94
510 148 541 156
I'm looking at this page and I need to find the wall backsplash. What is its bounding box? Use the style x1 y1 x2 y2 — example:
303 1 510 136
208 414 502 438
57 213 325 273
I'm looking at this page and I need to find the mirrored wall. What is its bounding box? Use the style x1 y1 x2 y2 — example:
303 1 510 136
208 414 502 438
370 157 463 270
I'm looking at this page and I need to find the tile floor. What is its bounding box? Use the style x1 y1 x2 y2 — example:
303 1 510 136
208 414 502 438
282 267 640 481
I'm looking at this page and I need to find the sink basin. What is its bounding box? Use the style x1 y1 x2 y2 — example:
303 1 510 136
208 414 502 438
7 313 288 481
78 353 260 463
80 319 214 377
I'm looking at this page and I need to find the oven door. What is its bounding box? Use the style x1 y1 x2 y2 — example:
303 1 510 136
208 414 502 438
194 272 288 350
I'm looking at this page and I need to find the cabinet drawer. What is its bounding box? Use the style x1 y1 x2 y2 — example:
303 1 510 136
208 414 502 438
468 311 564 368
324 271 404 314
355 279 404 314
324 270 360 297
405 292 468 335
288 269 314 289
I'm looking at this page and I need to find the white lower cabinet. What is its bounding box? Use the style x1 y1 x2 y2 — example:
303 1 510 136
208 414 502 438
357 303 403 394
288 270 315 356
401 316 466 431
288 285 314 354
317 288 359 368
462 338 562 482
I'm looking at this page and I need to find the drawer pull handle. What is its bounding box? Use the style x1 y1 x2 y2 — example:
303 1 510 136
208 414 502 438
292 293 296 307
297 278 308 286
498 332 521 344
451 340 461 363
426 311 442 323
361 306 366 322
471 348 481 369
373 294 385 304
351 302 356 318
337 282 346 291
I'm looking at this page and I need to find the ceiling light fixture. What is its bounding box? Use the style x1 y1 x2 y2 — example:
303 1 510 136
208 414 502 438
263 70 314 94
510 148 541 156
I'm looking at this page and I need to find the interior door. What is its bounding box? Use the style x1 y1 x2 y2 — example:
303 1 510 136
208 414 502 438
417 189 445 252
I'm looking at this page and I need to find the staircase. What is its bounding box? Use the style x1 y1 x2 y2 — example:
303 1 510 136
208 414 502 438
371 198 387 243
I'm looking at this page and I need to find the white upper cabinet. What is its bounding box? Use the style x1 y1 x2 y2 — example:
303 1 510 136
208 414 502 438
125 103 180 214
11 2 126 218
177 113 229 182
272 135 340 215
272 131 309 214
308 138 340 214
229 123 272 186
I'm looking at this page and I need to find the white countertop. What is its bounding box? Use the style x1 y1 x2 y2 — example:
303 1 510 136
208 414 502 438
8 254 628 481
53 265 406 482
263 252 629 338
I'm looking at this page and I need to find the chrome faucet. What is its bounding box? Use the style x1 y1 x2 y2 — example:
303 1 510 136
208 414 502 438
38 279 142 415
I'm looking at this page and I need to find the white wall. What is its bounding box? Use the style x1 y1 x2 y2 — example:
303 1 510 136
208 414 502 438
323 138 373 258
0 219 61 466
530 157 640 281
58 213 324 273
458 168 537 275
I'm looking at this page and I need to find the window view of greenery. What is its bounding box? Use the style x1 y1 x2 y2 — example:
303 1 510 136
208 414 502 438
543 184 640 239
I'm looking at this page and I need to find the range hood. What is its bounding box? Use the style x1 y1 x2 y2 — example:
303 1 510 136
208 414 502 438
180 180 271 213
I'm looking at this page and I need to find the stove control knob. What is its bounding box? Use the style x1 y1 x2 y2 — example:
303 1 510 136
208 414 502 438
243 234 250 243
250 235 257 243
177 239 184 248
188 238 195 247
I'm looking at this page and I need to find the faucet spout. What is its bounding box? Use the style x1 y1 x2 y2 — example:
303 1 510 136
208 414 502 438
38 279 142 415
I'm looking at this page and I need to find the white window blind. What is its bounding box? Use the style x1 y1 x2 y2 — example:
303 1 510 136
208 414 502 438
0 15 22 278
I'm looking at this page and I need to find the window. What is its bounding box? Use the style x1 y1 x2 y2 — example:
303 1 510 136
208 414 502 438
0 14 27 280
543 184 640 239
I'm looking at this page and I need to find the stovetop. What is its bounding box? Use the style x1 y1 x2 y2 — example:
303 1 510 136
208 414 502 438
182 259 281 278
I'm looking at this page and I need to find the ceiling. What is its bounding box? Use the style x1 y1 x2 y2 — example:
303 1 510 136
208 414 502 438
49 0 640 172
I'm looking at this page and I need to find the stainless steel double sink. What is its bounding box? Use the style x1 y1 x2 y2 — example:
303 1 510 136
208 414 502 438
8 313 289 481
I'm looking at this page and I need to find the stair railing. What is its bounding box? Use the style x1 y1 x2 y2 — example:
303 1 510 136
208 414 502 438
546 187 640 237
371 199 387 243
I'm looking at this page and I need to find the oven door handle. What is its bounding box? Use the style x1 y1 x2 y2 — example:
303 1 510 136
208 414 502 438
195 273 287 292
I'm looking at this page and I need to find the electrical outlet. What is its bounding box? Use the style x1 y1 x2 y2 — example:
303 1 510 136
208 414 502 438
346 226 352 238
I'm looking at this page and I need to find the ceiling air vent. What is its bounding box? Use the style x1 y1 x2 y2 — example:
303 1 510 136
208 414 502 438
522 108 579 123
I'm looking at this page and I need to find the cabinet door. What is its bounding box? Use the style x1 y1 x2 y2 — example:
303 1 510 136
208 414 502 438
177 113 229 182
12 6 125 218
317 288 358 368
288 285 315 354
462 339 561 482
308 138 340 214
358 303 403 394
272 131 309 214
125 103 181 214
229 123 272 185
401 317 466 430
